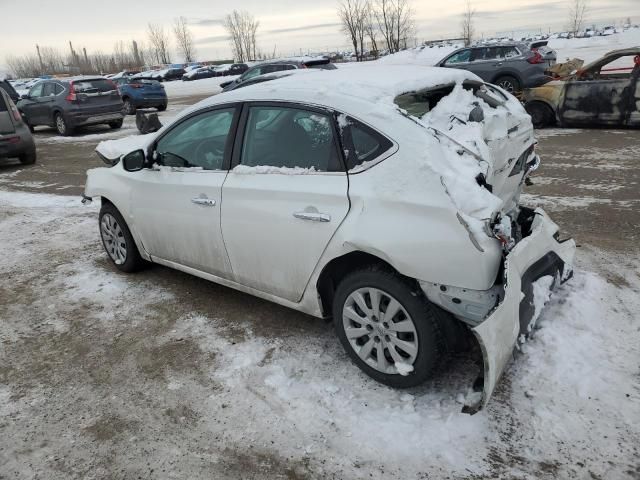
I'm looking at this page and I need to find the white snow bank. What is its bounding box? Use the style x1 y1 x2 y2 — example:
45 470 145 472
550 28 640 64
377 44 461 66
162 75 239 99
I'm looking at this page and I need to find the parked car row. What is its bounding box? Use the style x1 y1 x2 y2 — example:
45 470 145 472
182 63 249 81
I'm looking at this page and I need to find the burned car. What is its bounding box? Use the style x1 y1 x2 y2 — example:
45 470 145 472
523 47 640 127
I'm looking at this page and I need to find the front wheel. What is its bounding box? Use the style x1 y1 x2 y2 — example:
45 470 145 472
157 103 167 112
99 203 145 273
333 266 444 388
525 102 555 128
108 119 123 129
494 75 521 94
122 99 136 115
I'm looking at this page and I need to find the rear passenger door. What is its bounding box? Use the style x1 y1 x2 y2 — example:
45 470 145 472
221 102 349 302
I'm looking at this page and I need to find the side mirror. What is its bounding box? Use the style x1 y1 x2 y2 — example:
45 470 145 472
122 149 146 172
21 94 30 100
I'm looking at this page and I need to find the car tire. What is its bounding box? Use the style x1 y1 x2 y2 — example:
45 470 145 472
333 265 444 388
18 148 37 165
54 112 73 136
494 75 521 94
108 119 124 129
157 103 167 112
99 202 145 273
525 102 555 128
122 98 136 115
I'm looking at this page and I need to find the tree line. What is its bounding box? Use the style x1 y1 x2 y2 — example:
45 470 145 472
6 17 196 78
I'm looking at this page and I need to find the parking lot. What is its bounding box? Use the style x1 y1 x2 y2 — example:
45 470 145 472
0 95 638 479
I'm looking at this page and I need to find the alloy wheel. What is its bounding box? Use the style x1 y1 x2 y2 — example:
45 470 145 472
100 213 127 265
342 287 419 374
55 115 66 134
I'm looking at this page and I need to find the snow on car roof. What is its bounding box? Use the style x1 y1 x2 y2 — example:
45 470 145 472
202 65 479 113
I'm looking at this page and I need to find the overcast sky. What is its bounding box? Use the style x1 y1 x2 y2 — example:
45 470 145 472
2 0 639 63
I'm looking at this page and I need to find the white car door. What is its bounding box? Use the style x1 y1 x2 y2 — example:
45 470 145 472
130 105 239 278
221 103 349 302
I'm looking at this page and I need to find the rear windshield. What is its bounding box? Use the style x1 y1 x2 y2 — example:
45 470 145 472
72 79 115 93
394 81 505 118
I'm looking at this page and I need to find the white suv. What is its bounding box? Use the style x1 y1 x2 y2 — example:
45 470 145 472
85 66 575 411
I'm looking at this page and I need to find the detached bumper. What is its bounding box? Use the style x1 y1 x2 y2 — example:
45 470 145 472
467 208 575 412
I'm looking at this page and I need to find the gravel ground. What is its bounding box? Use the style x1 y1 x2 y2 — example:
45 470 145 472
0 97 639 479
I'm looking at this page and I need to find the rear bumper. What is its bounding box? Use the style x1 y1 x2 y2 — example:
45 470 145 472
131 97 167 108
465 208 575 412
0 126 35 159
68 111 124 127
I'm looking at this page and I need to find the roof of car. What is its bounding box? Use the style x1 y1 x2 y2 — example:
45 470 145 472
198 65 479 127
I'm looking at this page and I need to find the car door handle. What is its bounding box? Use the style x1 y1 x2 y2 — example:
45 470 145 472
191 197 216 206
293 211 331 222
494 62 503 66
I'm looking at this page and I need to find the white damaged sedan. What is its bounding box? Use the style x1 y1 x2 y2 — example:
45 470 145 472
85 66 575 412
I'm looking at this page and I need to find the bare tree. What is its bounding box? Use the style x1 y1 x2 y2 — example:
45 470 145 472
147 23 171 65
173 16 196 63
363 2 379 57
372 0 414 53
338 0 367 60
567 0 589 36
461 0 476 47
223 10 260 62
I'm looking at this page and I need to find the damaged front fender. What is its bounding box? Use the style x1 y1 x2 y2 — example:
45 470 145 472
465 208 576 413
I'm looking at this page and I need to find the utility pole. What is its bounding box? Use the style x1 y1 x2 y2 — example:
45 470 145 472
36 44 44 75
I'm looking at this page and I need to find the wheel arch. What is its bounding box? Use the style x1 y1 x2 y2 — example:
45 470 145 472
97 195 151 262
490 70 523 86
316 250 417 318
525 100 559 126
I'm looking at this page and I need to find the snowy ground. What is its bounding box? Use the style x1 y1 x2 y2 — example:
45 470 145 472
0 92 639 479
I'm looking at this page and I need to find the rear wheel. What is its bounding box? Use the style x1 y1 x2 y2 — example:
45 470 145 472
333 266 444 388
122 98 136 115
157 103 167 112
108 119 123 129
54 112 72 136
494 75 521 94
99 202 145 273
18 148 36 165
525 102 555 128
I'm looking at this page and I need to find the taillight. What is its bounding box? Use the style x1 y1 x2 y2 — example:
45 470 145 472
527 50 544 64
130 83 144 89
65 82 77 102
9 102 21 122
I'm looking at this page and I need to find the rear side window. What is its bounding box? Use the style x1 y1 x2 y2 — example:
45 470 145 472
43 83 56 96
240 106 342 171
502 46 520 58
73 79 116 93
341 117 393 170
54 83 64 94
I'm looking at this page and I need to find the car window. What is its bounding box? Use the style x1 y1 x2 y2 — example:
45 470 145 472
155 108 235 170
240 106 342 171
53 83 64 95
242 67 263 81
444 49 471 65
29 83 44 98
502 46 520 58
341 117 393 170
73 79 116 93
43 83 56 96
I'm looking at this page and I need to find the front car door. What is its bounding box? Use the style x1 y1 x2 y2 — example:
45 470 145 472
560 53 636 126
19 82 45 125
221 102 350 302
129 105 240 278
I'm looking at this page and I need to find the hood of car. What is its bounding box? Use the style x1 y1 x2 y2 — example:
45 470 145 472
96 133 158 163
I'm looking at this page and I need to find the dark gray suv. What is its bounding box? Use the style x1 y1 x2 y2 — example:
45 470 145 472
17 77 124 136
0 88 36 165
437 44 556 93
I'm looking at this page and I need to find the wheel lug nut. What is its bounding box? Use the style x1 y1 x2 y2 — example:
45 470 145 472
374 336 380 342
384 335 390 342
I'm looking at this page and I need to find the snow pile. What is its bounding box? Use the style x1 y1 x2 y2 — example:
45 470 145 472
162 75 239 99
550 28 640 64
232 165 318 175
377 44 461 66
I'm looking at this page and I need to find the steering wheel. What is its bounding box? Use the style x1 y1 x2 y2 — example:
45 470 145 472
194 139 225 168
